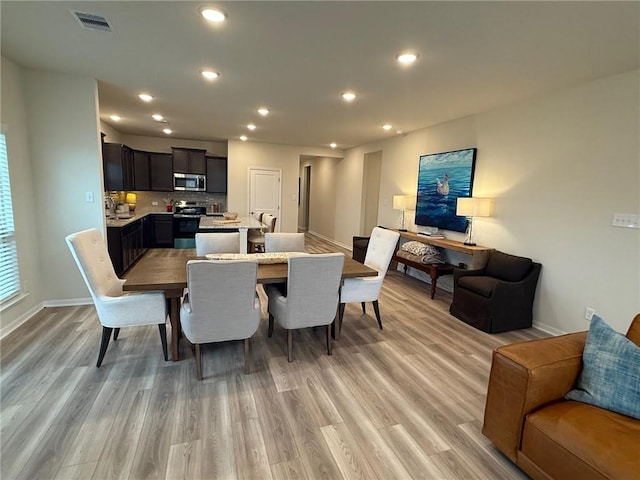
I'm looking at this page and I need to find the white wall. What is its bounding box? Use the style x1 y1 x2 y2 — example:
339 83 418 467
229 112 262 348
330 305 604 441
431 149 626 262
336 69 640 334
307 157 340 240
227 140 340 234
24 69 104 303
0 57 42 335
119 133 227 157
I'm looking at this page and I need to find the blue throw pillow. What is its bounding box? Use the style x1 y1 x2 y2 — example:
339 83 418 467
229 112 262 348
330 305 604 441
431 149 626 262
566 315 640 419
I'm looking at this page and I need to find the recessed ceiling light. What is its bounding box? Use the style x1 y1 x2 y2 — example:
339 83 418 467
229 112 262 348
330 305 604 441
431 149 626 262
330 143 337 148
257 108 269 116
382 124 393 130
341 92 357 102
152 114 164 122
163 128 172 135
247 123 256 130
396 51 419 64
201 70 219 80
240 135 248 141
200 6 227 23
138 93 153 102
396 130 404 135
110 115 121 122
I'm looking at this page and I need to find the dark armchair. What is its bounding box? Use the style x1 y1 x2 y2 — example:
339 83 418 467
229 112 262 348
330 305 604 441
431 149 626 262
449 250 541 333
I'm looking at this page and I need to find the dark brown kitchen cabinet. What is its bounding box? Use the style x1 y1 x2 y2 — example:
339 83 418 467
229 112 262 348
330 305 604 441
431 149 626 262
172 147 206 174
133 150 151 190
148 214 174 247
107 218 146 276
103 143 134 191
206 156 227 193
150 153 174 191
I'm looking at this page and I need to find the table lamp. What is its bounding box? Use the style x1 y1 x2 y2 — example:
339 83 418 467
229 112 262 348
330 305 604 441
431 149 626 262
393 194 417 231
456 197 494 246
126 192 137 212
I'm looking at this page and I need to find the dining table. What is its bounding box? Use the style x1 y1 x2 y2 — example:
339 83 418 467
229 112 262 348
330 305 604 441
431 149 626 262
122 249 377 360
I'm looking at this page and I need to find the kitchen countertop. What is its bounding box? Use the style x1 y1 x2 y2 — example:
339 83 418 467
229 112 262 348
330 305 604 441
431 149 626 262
105 211 173 228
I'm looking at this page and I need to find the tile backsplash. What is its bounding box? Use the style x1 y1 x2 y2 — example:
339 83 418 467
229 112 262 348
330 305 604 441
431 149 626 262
107 190 227 215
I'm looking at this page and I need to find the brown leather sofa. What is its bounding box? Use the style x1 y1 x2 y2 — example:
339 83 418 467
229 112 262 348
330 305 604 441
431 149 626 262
482 314 640 479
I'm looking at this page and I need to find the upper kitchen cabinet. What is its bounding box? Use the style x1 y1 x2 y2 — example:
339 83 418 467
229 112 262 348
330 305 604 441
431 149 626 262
103 143 134 191
150 153 173 191
172 147 206 174
133 150 151 190
206 156 228 193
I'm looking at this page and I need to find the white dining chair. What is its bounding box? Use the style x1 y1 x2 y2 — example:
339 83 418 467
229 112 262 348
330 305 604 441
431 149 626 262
248 214 277 253
195 232 241 255
264 232 305 253
338 227 400 337
180 259 261 380
65 228 168 367
265 253 344 362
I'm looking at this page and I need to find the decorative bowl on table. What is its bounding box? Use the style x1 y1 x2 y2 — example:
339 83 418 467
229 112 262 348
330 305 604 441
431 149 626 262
223 212 238 220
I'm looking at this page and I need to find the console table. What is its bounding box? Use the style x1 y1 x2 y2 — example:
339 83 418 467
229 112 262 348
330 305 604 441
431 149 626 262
391 230 493 299
394 230 492 269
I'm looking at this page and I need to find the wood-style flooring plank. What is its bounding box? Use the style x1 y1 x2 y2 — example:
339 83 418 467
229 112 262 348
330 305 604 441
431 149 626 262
0 232 550 480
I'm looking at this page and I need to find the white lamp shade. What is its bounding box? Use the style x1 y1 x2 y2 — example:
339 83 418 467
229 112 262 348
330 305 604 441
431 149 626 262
393 194 416 211
456 197 494 217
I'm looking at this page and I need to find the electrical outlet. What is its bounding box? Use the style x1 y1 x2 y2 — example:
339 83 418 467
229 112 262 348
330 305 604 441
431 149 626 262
585 307 595 321
85 191 94 202
612 213 640 228
152 201 158 206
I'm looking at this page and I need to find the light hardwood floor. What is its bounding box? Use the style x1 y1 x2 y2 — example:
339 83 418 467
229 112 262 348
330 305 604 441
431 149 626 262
1 233 548 479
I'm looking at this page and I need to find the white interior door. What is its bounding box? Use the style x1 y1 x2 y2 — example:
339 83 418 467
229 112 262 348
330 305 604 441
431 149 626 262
249 168 281 231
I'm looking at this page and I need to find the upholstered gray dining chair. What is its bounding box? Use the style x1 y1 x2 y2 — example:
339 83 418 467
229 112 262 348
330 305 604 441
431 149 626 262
195 232 241 255
265 253 344 362
65 228 168 367
180 259 261 380
264 232 305 253
338 227 400 336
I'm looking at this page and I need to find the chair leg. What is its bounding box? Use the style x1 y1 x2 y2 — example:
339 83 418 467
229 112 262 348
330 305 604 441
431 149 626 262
326 325 332 356
113 328 120 341
287 330 293 362
97 326 113 367
244 338 250 374
195 344 203 380
158 324 168 361
268 313 274 337
361 302 366 314
336 303 345 340
373 300 383 330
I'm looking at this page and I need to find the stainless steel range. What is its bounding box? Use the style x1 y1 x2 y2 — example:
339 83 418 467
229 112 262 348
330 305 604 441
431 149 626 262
173 201 221 248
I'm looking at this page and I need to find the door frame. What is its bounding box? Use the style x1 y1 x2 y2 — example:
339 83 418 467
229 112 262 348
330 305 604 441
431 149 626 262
247 167 282 231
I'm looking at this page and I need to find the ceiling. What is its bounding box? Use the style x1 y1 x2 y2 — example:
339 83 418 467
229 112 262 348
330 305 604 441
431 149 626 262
2 1 639 149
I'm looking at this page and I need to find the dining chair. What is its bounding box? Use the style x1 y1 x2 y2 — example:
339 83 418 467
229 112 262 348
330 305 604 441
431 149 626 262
65 228 168 367
248 214 277 253
180 259 261 380
195 232 241 255
265 253 344 362
264 232 305 253
337 227 400 337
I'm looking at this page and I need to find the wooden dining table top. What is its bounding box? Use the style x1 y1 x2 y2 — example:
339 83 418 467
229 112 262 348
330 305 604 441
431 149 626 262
122 249 377 291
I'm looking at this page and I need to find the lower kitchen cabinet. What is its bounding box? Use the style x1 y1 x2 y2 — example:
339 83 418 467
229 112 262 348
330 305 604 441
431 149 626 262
107 218 146 276
148 214 174 247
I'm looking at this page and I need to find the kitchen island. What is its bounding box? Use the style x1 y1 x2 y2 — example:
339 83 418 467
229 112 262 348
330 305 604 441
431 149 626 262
198 216 265 254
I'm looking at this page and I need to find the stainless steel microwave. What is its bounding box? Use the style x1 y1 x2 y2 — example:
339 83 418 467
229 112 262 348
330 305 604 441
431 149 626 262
173 173 206 192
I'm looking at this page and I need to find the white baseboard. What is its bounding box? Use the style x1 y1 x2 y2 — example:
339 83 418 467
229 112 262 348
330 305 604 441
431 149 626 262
307 230 351 251
1 297 93 340
43 298 92 308
531 321 567 336
0 303 44 339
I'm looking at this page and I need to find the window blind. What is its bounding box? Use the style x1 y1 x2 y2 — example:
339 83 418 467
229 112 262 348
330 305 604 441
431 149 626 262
0 132 20 303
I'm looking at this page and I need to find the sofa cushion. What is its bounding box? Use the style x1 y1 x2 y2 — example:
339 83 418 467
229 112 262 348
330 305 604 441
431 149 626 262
457 276 499 298
522 401 640 480
484 250 532 282
566 315 640 419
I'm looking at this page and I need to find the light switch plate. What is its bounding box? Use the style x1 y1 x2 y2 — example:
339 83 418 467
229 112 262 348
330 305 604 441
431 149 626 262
85 191 94 202
612 213 640 229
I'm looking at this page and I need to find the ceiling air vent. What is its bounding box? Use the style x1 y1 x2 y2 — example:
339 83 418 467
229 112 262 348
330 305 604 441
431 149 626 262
71 11 112 32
